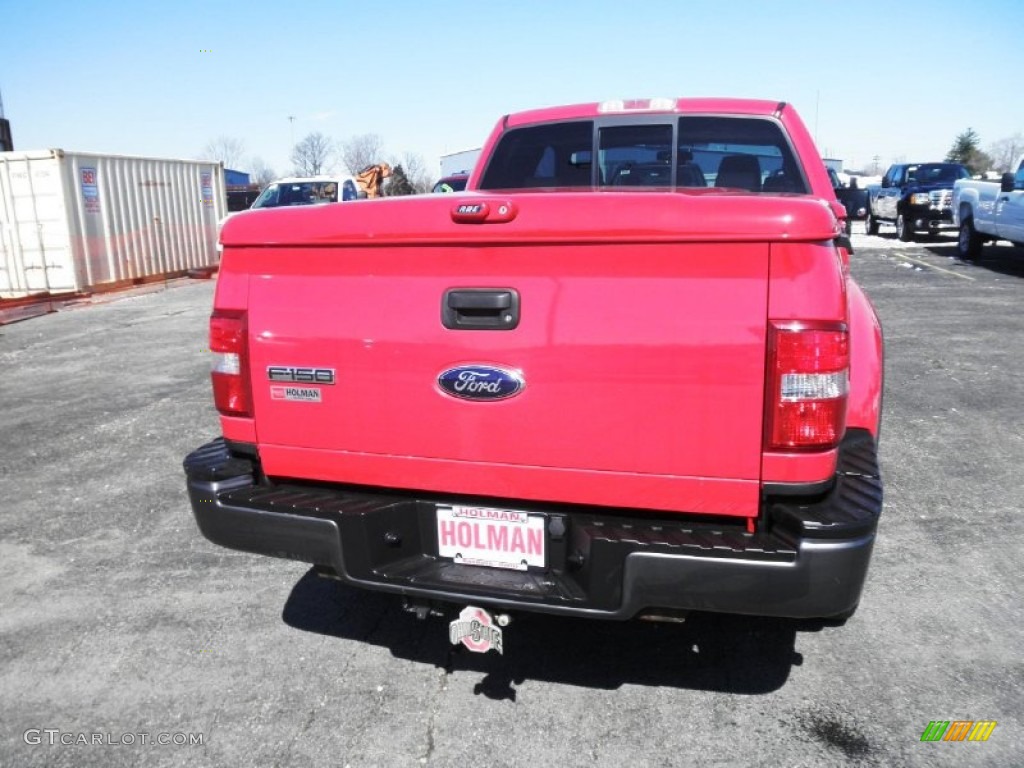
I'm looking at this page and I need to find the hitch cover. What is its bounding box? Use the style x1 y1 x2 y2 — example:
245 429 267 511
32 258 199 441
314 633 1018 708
449 606 504 655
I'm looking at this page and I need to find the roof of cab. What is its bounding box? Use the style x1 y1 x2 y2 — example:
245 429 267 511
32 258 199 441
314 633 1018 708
267 175 357 184
504 98 787 128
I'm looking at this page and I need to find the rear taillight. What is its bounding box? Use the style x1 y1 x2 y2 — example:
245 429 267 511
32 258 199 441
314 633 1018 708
767 323 848 450
209 311 251 417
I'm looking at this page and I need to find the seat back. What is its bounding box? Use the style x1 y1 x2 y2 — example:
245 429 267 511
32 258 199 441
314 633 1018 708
677 162 706 187
762 172 799 192
716 155 761 191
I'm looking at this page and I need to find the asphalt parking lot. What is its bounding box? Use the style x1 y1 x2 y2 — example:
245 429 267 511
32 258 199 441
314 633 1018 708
2 233 1022 768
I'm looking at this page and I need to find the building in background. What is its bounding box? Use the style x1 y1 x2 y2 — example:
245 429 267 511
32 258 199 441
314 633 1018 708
439 148 481 179
223 168 261 212
224 168 250 187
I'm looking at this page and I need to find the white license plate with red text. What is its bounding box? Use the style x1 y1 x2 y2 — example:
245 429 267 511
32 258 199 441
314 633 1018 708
436 505 546 571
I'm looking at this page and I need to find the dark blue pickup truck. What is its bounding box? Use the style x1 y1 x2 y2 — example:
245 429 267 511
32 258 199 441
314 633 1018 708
866 162 970 241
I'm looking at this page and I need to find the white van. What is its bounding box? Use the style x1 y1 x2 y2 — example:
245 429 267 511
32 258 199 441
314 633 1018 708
218 176 361 252
250 176 361 208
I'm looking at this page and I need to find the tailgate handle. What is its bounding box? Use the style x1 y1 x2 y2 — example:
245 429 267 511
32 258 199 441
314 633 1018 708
450 200 517 223
442 289 520 330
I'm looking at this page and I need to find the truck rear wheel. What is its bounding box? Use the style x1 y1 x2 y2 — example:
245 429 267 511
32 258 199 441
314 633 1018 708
896 213 914 242
865 211 879 235
958 218 983 260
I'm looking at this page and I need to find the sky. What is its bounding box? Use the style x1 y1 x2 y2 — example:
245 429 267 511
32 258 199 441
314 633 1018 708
1 0 1021 179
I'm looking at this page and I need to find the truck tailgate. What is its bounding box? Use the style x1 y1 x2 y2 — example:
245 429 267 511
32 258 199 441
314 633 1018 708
243 247 765 516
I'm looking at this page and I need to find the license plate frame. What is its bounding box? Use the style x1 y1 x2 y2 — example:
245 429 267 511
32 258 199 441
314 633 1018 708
436 504 546 571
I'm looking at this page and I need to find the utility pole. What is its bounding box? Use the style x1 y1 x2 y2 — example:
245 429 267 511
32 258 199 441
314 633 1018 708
814 90 820 145
288 115 295 148
0 87 12 152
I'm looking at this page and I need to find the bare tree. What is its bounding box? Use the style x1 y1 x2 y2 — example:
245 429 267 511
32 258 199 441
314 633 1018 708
340 134 386 175
249 157 277 188
291 132 334 176
202 136 246 169
398 151 433 194
988 133 1024 173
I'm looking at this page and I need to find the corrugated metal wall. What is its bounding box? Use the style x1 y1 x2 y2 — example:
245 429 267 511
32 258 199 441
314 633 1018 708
0 150 225 298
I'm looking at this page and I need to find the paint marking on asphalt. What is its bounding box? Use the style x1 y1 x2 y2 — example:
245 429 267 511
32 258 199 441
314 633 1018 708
889 252 976 281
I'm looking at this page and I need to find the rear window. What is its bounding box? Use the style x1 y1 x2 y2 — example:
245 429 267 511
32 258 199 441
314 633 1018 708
905 164 969 184
479 116 807 193
600 124 674 187
432 176 469 193
251 181 342 208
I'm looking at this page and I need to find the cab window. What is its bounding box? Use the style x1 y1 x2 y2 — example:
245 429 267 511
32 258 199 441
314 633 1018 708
479 121 594 188
678 116 806 193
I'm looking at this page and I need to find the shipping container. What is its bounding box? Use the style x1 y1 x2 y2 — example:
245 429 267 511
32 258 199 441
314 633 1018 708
0 149 226 298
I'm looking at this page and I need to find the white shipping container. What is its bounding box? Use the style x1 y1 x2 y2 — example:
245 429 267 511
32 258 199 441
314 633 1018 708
0 149 226 298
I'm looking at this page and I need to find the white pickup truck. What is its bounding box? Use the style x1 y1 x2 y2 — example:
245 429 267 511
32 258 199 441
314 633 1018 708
952 155 1024 259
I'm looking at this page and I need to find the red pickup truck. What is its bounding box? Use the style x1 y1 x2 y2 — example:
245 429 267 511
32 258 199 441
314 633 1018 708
185 98 883 654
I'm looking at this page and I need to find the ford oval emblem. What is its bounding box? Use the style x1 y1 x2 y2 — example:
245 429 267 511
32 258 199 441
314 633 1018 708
438 365 524 401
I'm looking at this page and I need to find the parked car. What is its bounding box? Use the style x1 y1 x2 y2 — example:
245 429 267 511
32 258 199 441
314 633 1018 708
829 168 868 234
866 162 970 241
250 176 361 208
217 176 362 252
432 173 469 193
951 154 1024 259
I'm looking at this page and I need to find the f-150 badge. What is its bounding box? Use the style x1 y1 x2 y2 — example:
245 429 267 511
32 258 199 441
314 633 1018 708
438 365 523 401
266 366 335 384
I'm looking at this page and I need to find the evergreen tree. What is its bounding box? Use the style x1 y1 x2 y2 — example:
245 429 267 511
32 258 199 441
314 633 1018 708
946 128 980 164
945 128 991 175
385 165 417 196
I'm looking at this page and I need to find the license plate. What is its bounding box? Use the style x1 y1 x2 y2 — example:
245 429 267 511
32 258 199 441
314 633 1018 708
436 504 545 571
